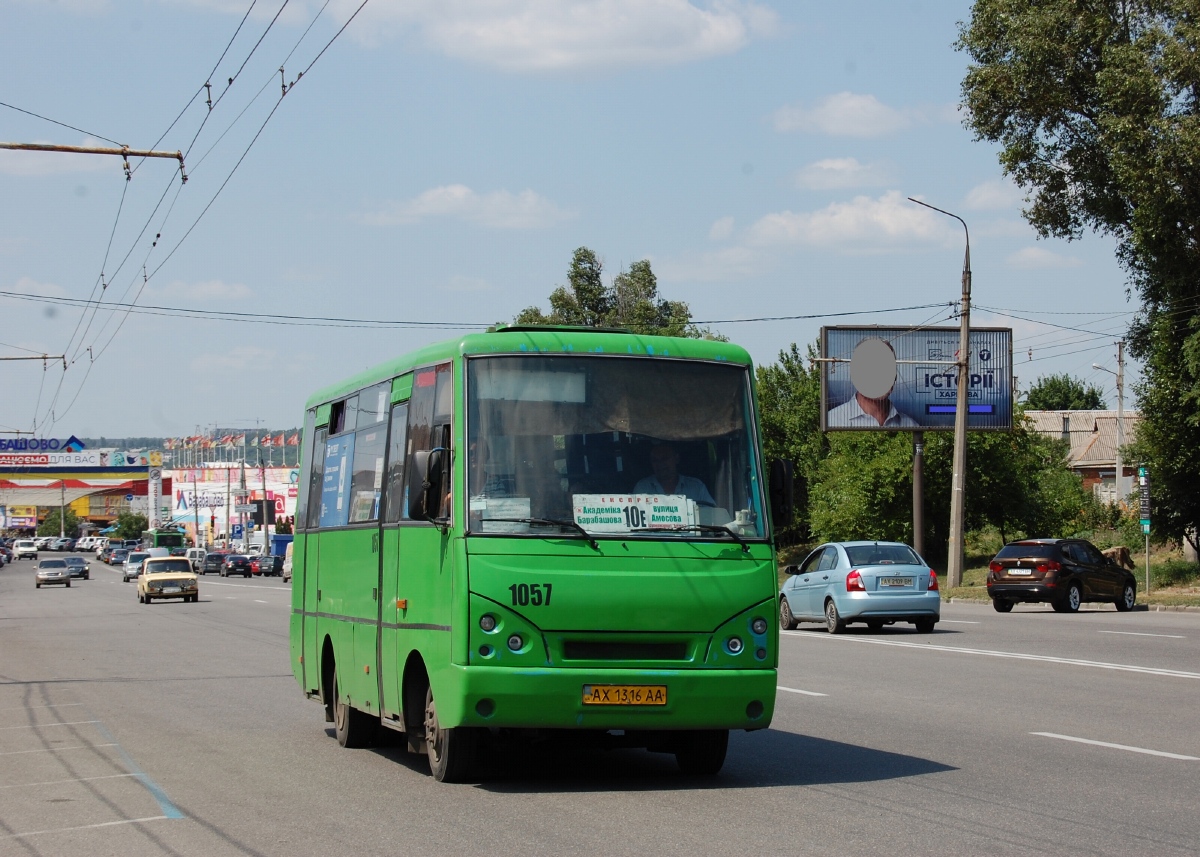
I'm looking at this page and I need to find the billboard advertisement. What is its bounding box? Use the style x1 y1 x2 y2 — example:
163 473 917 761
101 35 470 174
821 326 1013 432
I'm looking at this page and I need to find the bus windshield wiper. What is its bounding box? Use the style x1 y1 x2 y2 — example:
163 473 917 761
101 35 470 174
481 518 599 550
630 524 749 552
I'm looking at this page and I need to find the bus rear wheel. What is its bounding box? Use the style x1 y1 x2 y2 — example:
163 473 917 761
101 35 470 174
332 667 377 749
674 729 728 776
423 685 477 783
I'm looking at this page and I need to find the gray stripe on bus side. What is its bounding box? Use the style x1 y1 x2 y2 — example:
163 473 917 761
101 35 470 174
296 609 450 632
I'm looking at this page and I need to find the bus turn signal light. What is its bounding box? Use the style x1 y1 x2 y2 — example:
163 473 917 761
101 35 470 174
396 599 408 609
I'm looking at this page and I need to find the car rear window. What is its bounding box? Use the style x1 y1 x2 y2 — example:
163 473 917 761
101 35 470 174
845 544 923 566
995 544 1058 560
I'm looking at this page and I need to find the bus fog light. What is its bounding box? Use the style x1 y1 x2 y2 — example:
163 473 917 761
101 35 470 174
475 698 495 717
751 617 768 635
480 614 497 632
755 647 766 660
507 634 523 651
727 636 744 654
479 645 493 657
746 700 764 719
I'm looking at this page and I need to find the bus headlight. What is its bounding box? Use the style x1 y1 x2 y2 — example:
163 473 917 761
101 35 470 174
726 637 744 654
751 617 768 635
480 614 497 632
507 634 524 652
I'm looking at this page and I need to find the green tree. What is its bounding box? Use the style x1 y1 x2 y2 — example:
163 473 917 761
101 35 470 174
37 508 81 538
114 511 148 540
1024 373 1106 410
755 343 826 541
516 247 719 338
957 0 1200 548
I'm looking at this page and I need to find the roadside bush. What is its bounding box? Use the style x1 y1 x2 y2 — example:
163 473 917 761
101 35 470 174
1151 559 1200 589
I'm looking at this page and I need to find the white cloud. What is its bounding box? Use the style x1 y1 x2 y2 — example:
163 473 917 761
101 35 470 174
335 0 779 70
745 191 956 249
363 184 574 229
794 157 891 190
773 92 913 137
10 276 67 298
0 139 113 177
191 345 273 374
708 216 734 240
1007 246 1083 269
150 278 253 302
965 178 1024 211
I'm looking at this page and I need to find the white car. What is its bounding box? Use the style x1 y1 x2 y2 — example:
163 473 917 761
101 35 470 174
122 548 169 582
14 540 38 560
76 536 96 551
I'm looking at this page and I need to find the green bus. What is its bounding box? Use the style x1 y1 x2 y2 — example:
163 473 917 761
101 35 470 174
290 326 793 781
141 529 186 550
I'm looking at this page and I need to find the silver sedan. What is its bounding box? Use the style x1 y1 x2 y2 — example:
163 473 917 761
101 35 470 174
35 559 72 588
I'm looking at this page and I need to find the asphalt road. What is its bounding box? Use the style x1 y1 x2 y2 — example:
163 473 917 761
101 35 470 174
1 555 1198 856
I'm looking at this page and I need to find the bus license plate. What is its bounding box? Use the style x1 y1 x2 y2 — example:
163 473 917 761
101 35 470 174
879 577 914 587
582 685 667 706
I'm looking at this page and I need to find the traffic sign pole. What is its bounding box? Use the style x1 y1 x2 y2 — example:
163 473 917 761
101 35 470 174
1138 465 1151 593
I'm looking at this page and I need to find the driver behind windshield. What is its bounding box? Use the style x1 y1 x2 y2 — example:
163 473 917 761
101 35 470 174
634 443 715 506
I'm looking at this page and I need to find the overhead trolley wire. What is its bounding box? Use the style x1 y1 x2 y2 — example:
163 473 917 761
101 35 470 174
0 99 124 146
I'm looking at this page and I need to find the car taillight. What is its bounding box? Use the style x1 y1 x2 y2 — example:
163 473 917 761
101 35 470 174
988 561 1002 574
928 570 939 591
1035 560 1061 574
846 570 866 592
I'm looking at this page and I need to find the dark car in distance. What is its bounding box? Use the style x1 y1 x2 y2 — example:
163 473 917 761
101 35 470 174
221 555 253 578
200 552 229 575
250 554 283 576
987 538 1138 613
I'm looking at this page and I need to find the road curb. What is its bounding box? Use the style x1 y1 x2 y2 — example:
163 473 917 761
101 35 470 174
947 597 1200 612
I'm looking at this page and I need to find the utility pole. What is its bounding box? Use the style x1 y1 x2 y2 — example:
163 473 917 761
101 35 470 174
0 142 186 182
59 478 66 538
1093 340 1126 503
909 198 971 588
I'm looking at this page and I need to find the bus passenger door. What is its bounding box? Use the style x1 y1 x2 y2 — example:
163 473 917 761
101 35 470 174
300 425 327 695
379 400 409 722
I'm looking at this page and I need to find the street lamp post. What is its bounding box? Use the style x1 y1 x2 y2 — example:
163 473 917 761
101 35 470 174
1093 340 1126 503
909 198 971 588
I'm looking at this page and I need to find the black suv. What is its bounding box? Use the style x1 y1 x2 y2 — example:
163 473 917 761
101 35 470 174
987 538 1138 613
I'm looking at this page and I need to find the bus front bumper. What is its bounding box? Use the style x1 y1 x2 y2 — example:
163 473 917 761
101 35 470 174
444 666 776 731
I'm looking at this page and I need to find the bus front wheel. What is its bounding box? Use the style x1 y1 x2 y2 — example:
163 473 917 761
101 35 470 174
423 686 477 783
674 729 728 776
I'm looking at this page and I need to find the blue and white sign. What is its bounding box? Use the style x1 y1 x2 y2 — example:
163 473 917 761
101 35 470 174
821 326 1013 432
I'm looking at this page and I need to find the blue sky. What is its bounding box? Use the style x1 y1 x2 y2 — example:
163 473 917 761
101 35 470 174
1 0 1137 440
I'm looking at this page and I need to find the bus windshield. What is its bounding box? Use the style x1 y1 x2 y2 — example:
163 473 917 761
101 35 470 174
466 354 766 540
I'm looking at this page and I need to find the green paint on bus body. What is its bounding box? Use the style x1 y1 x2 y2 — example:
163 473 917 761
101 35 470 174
289 326 779 741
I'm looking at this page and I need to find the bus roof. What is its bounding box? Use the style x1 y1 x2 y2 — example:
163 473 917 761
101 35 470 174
304 326 753 411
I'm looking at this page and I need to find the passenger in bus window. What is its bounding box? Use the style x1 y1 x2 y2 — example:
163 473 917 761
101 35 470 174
634 443 715 506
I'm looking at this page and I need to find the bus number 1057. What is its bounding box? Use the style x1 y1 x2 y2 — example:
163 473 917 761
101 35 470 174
509 583 553 607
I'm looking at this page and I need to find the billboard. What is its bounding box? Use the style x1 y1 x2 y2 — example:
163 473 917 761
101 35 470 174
821 326 1013 432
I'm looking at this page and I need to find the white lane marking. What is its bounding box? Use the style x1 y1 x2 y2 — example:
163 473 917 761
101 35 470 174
939 620 981 624
0 743 118 756
1031 732 1199 761
0 773 137 790
2 816 170 840
781 631 1200 680
777 686 827 697
254 599 267 603
1098 630 1184 639
0 720 100 730
0 702 83 713
203 581 289 591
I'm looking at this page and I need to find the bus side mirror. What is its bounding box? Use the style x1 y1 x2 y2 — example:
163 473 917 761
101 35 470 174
769 458 795 528
407 448 446 521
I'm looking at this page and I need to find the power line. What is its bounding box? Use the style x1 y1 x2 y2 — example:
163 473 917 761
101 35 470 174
0 99 123 146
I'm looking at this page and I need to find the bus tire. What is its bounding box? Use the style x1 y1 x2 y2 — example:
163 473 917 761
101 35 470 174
674 729 728 776
424 685 477 783
333 666 377 749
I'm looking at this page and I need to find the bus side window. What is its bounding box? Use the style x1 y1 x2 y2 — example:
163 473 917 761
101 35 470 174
384 402 409 523
305 426 328 529
404 363 453 522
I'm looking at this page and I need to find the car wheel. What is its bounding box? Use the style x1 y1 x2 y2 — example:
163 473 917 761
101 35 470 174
914 619 935 633
423 684 477 782
66 580 71 588
779 598 798 630
824 599 845 634
675 729 729 776
36 582 41 588
332 665 377 749
1115 582 1136 612
992 598 1014 613
1056 583 1082 613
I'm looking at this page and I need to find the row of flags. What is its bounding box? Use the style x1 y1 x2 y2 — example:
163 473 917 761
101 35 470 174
163 433 299 450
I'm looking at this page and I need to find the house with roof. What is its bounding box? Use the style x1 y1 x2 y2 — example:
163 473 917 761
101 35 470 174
1023 410 1140 505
